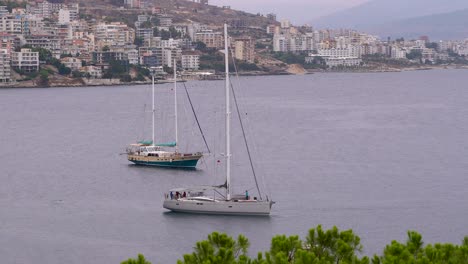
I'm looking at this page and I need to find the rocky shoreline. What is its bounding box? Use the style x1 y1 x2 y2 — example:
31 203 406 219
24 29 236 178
1 64 467 88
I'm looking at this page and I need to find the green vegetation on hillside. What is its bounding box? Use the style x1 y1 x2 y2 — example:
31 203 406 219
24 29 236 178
122 225 468 264
0 0 26 12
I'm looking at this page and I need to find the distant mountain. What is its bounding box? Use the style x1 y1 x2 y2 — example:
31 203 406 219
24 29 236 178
368 9 468 40
312 0 468 29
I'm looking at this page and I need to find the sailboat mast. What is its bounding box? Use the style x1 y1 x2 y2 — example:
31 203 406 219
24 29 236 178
152 71 155 145
174 58 178 152
224 23 231 201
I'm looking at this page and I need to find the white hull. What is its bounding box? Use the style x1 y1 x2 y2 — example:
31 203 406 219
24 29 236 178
163 199 272 216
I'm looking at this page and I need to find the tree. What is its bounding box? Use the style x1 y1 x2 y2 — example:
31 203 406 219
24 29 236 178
406 50 422 60
121 254 151 264
177 232 250 264
140 21 153 29
425 42 439 50
134 37 144 47
194 41 207 51
123 227 468 264
38 69 49 87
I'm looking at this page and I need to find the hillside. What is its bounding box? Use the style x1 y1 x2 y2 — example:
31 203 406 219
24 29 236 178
368 9 468 40
75 0 276 29
312 0 468 30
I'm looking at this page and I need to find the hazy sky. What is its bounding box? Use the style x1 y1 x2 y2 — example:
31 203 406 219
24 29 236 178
210 0 368 24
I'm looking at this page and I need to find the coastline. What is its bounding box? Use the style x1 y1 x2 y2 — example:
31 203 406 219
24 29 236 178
1 64 467 89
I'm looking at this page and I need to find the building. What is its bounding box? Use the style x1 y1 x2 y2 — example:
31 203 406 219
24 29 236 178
194 30 223 49
0 6 8 17
25 35 61 59
234 37 255 63
0 49 11 83
391 46 408 59
266 13 276 21
0 14 22 34
11 48 39 72
322 57 362 67
79 66 102 78
273 34 288 52
94 22 135 49
280 20 290 29
58 9 71 24
158 15 173 27
181 51 200 70
61 57 82 70
124 0 141 8
0 33 16 54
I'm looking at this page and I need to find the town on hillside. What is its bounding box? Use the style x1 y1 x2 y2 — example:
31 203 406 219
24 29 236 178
1 0 468 87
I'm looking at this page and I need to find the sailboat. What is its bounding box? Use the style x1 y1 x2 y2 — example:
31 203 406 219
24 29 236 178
126 60 203 168
163 24 274 215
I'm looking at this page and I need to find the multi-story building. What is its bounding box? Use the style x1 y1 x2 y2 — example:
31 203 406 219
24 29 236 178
0 14 22 34
0 6 8 17
273 34 288 52
317 46 362 58
94 22 135 49
125 0 141 8
0 33 16 54
234 37 255 63
61 57 82 70
25 35 61 58
11 48 39 72
391 46 408 59
158 15 173 27
181 51 200 70
20 14 43 35
194 30 223 49
0 49 11 83
322 57 362 67
80 66 102 78
58 9 71 24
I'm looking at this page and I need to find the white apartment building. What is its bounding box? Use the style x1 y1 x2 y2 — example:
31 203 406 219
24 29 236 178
318 46 361 58
94 22 135 48
80 66 102 78
0 15 22 34
160 38 183 49
158 16 173 27
187 23 208 40
273 34 288 52
0 49 11 83
456 45 468 56
11 48 39 72
181 52 200 70
391 46 408 59
0 6 8 17
280 19 290 29
58 9 71 24
323 57 362 67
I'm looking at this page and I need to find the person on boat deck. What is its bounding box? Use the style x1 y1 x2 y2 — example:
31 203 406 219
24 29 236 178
176 191 180 199
245 190 249 200
170 192 173 200
183 192 186 198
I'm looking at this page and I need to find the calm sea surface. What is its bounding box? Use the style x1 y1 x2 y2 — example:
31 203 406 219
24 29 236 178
1 70 467 263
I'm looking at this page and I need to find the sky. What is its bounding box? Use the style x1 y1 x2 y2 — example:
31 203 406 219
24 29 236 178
210 0 369 24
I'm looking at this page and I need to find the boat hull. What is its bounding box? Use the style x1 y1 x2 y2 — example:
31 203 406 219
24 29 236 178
128 154 202 168
163 199 272 216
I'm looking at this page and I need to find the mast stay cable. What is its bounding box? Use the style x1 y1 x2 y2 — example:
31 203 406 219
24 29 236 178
181 81 211 154
229 50 263 201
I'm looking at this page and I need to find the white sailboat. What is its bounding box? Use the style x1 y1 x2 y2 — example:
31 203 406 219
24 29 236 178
163 24 274 215
126 60 203 168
